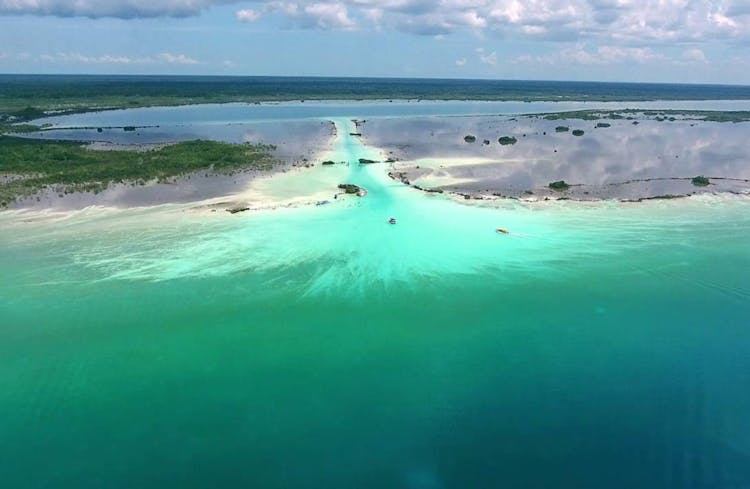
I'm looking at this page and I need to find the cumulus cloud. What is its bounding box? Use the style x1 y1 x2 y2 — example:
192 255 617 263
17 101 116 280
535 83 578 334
0 0 233 18
298 2 355 29
256 0 750 45
2 0 749 49
254 1 356 29
455 58 467 67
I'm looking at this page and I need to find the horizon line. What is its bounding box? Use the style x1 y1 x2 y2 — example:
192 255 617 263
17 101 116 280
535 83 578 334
1 73 749 88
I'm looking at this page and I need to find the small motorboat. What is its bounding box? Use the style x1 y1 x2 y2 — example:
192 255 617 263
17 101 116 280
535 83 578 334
496 228 510 235
388 218 397 225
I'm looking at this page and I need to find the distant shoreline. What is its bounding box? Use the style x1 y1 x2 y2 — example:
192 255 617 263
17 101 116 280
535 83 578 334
3 75 750 123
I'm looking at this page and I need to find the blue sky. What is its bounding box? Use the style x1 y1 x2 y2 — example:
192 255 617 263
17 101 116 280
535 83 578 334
1 1 748 84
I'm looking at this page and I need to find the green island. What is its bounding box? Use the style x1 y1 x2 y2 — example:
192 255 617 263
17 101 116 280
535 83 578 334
549 180 570 190
0 136 275 207
691 175 711 186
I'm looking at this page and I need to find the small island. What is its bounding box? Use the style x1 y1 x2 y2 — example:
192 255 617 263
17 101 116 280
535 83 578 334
692 176 710 186
549 180 570 191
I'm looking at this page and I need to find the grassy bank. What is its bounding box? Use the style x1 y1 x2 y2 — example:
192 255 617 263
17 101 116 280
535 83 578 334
0 136 276 207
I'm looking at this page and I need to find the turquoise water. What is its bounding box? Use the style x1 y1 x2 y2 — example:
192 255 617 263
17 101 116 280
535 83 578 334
2 121 750 488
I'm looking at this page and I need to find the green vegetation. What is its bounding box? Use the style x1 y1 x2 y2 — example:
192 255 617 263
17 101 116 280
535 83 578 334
555 126 569 132
3 76 749 121
536 109 750 123
691 176 710 186
545 111 602 121
338 183 361 194
464 135 477 143
572 129 585 136
0 122 42 134
2 76 750 131
498 136 518 145
549 180 570 191
0 136 275 207
596 122 611 128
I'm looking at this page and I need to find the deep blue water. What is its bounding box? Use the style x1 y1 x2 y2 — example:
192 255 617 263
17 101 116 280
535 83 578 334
2 75 750 102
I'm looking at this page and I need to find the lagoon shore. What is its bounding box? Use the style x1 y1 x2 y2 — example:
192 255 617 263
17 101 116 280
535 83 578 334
3 99 750 220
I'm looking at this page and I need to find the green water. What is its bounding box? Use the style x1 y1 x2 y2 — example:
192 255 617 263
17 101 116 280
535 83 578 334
1 122 750 488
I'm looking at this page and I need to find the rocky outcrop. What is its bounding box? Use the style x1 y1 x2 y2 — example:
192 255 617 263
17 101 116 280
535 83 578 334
549 180 570 191
388 171 410 185
227 206 250 214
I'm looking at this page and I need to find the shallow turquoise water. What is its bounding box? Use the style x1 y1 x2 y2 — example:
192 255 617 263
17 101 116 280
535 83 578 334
1 123 750 488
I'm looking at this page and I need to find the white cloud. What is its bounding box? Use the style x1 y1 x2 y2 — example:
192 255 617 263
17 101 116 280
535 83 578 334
156 52 200 64
257 1 355 30
0 0 229 18
236 8 261 22
455 57 466 67
596 45 664 64
2 0 749 51
513 43 678 66
39 53 150 64
476 47 497 66
683 48 707 62
36 52 200 65
301 2 355 29
521 24 547 35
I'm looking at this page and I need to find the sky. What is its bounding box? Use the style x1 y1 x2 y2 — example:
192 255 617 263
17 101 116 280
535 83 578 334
0 0 749 84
